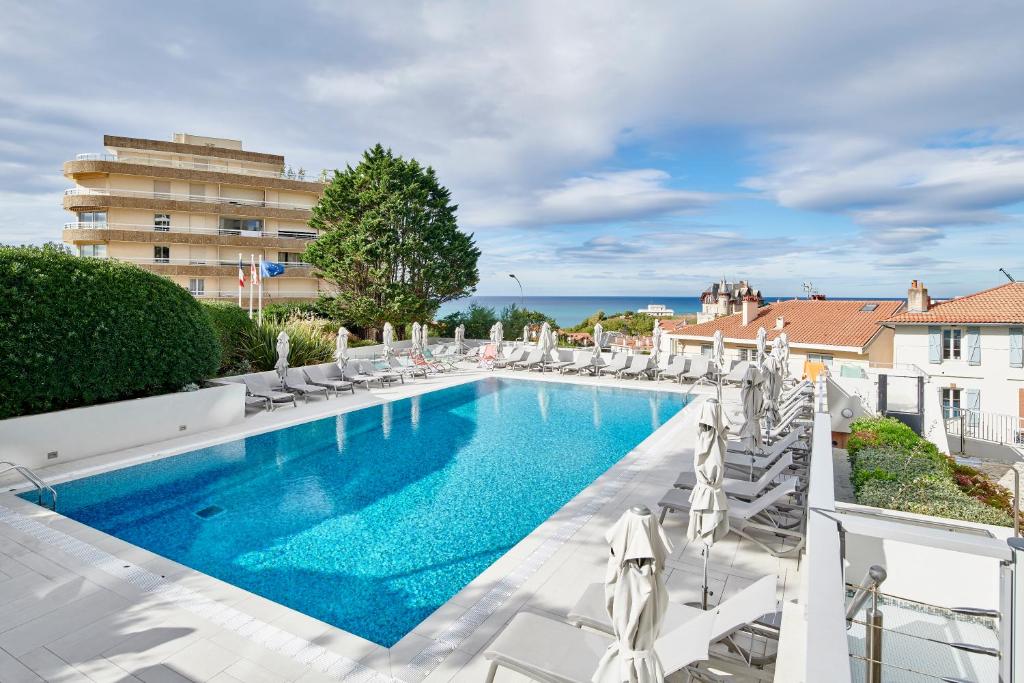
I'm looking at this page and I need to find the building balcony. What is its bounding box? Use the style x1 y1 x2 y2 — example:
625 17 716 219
65 155 325 193
81 256 315 278
186 290 321 303
62 222 317 249
63 188 313 221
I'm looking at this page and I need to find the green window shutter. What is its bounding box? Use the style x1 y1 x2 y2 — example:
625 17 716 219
928 326 941 364
966 327 981 366
1010 327 1023 368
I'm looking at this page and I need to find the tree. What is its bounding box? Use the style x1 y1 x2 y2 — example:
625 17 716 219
438 303 498 339
304 144 481 337
499 304 557 340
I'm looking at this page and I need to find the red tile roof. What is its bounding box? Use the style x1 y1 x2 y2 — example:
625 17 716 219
666 299 905 349
884 282 1024 324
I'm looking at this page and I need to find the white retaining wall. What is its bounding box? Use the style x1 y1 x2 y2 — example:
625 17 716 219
0 383 245 470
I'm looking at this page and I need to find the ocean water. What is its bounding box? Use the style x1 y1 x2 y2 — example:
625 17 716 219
438 295 703 327
32 378 688 647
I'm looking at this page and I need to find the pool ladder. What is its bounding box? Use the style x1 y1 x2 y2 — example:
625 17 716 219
0 461 57 510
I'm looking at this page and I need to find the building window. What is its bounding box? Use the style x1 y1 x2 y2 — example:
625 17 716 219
242 219 263 233
278 252 303 264
154 246 170 263
942 388 961 419
189 183 205 198
859 303 878 312
78 244 107 258
188 278 205 296
154 214 171 231
737 348 755 361
219 217 263 235
153 180 171 199
808 353 834 367
700 344 712 357
943 328 962 360
76 211 107 225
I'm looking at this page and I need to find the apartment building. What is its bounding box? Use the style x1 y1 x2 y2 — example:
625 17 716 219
885 280 1024 420
62 133 327 302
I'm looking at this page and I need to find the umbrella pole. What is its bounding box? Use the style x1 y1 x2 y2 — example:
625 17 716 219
702 543 711 610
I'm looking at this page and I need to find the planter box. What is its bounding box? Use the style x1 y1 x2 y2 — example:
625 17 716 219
0 383 245 471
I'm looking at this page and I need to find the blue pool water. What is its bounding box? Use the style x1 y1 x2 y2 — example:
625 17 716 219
31 378 687 647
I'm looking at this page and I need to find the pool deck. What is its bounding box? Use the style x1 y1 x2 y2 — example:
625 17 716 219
0 366 800 683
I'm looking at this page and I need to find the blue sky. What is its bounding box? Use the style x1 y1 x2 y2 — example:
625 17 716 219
1 1 1023 298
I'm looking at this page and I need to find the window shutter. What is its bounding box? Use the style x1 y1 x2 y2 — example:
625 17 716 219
965 389 981 428
966 327 981 366
1010 327 1023 368
928 326 941 364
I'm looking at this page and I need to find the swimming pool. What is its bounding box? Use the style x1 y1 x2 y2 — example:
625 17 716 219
30 377 687 647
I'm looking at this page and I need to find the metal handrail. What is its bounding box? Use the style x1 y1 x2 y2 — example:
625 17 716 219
73 153 321 183
63 222 316 240
63 187 315 211
846 565 887 626
0 462 57 510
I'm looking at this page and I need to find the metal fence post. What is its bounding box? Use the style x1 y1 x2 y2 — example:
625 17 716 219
866 586 883 683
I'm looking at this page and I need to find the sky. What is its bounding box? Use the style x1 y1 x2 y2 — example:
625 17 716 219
1 1 1023 298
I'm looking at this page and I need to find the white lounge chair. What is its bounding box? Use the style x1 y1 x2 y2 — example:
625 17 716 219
677 452 798 499
561 351 596 374
658 478 804 558
657 356 689 381
617 354 653 379
680 356 711 383
544 349 575 373
242 375 297 410
388 355 425 378
592 353 626 376
484 601 716 683
283 369 330 401
723 361 753 384
359 360 404 385
342 364 383 389
303 365 356 395
510 348 546 370
494 347 526 369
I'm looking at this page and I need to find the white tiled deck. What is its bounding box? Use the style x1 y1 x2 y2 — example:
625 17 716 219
0 366 801 682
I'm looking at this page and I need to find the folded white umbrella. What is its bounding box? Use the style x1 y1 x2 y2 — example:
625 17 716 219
522 324 531 344
454 324 465 351
737 364 764 453
334 327 349 371
761 353 783 428
421 322 430 348
592 506 674 683
755 326 768 368
712 329 726 374
777 332 791 380
688 398 730 609
382 322 394 358
411 322 422 353
493 321 504 355
275 331 290 383
539 321 554 361
592 323 604 362
651 320 662 365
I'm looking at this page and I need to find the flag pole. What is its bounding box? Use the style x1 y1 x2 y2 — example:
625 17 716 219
237 252 243 307
248 253 254 319
258 254 264 326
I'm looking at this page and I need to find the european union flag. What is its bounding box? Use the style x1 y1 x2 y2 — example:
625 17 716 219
260 261 286 278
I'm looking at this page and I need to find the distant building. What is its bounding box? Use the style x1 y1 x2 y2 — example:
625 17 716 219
885 280 1024 423
609 335 654 354
698 279 762 323
663 297 903 377
636 303 675 317
62 132 327 302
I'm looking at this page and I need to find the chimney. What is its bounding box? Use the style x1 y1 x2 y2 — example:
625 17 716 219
908 279 930 313
741 296 758 326
775 316 785 331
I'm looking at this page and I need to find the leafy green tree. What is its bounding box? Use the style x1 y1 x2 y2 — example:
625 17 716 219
438 303 498 339
304 144 481 337
499 304 557 340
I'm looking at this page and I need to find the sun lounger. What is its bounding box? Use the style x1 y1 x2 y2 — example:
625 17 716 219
677 452 797 499
561 352 597 374
728 424 808 456
484 601 716 683
510 348 545 370
283 369 330 401
303 365 356 395
543 349 575 373
680 356 711 383
594 353 628 376
245 395 270 411
389 355 426 378
658 478 804 558
359 360 404 384
617 354 654 379
493 347 526 369
242 375 297 410
724 361 753 384
567 575 778 665
657 356 689 381
342 364 383 389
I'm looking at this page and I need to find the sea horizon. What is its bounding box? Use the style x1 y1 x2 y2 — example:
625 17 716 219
438 294 906 327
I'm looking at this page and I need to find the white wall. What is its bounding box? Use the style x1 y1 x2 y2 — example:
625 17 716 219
0 384 245 470
894 325 1024 416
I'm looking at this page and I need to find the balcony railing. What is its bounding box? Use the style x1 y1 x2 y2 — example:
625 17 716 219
73 153 322 183
63 222 317 240
945 408 1024 447
64 187 315 211
186 289 319 298
82 255 313 269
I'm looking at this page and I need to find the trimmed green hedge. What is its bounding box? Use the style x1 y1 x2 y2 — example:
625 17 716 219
0 245 219 419
848 417 1013 527
201 301 256 374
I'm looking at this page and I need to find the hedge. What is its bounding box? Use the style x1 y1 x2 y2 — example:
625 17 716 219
201 301 256 374
0 245 220 419
847 417 1013 526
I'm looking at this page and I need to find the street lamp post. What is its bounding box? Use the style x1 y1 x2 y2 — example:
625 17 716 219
509 273 525 308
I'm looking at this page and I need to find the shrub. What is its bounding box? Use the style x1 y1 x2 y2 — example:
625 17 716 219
0 245 219 419
200 301 256 374
847 416 1013 526
238 320 336 371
